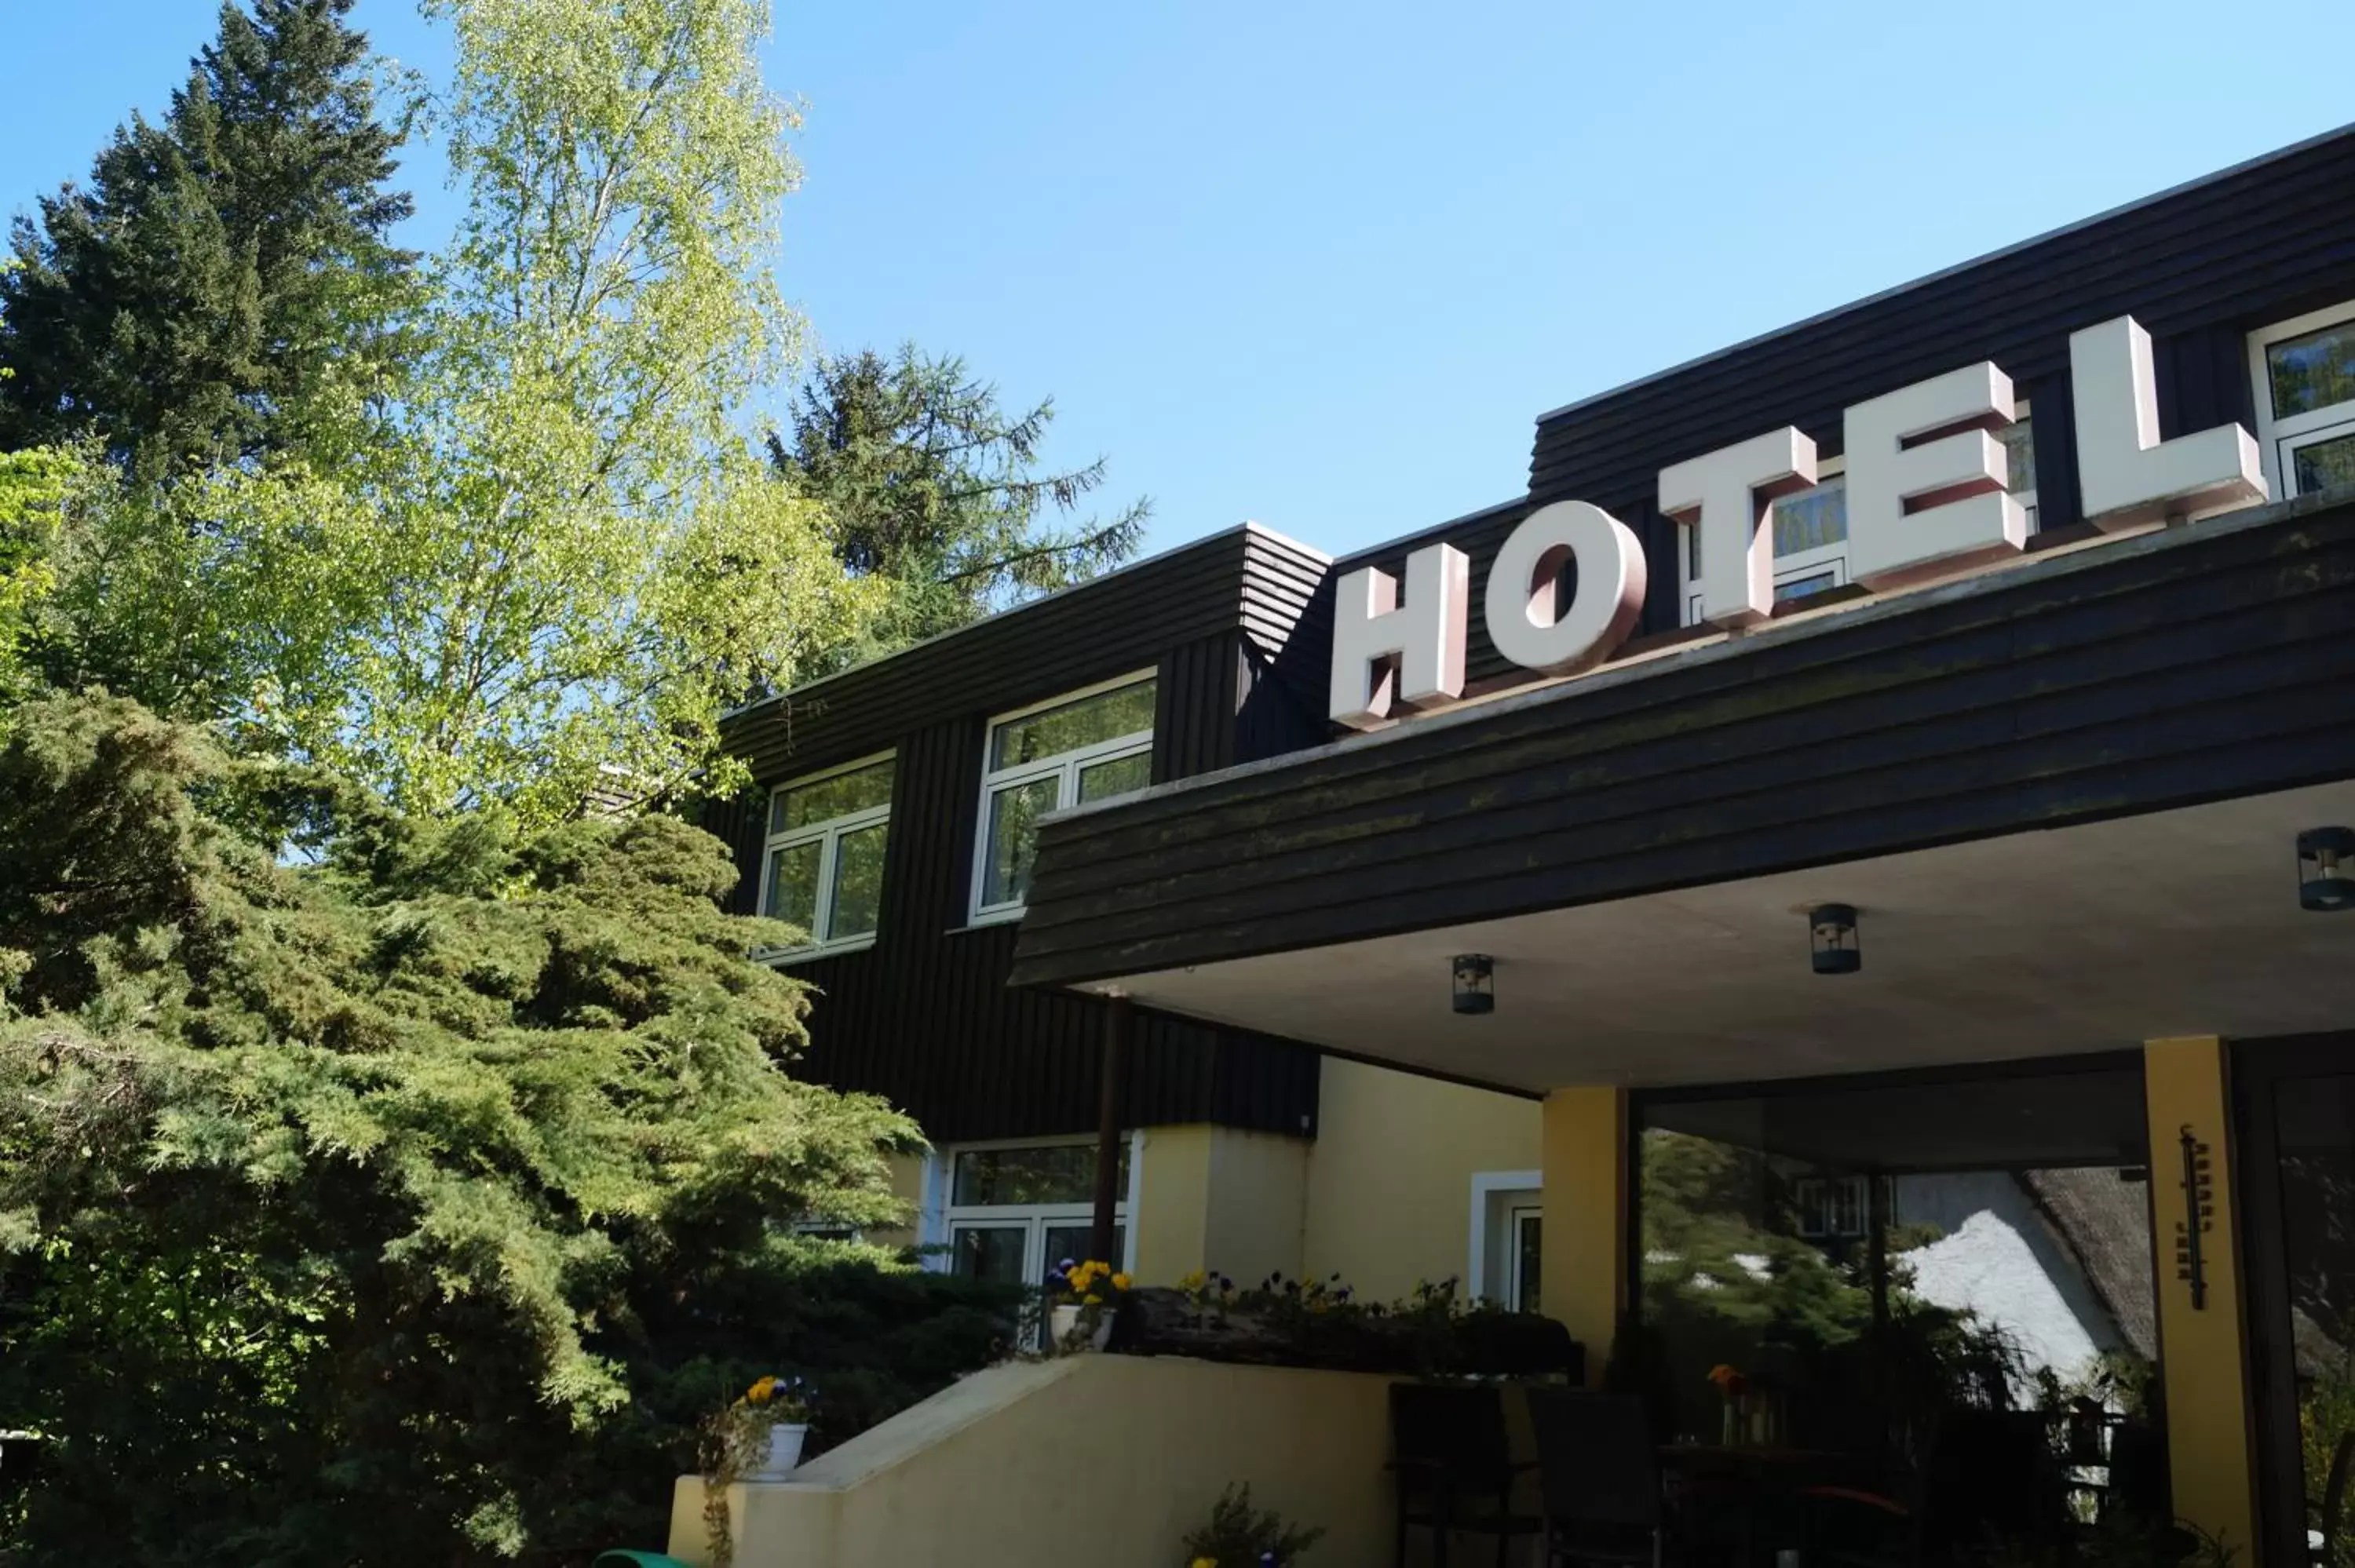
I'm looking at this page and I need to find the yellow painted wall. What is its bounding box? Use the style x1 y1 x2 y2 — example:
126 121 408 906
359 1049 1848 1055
1202 1127 1310 1287
1302 1056 1543 1301
1129 1124 1309 1285
669 1355 1401 1568
1131 1125 1213 1282
1540 1087 1627 1386
859 1151 928 1253
2142 1036 2258 1559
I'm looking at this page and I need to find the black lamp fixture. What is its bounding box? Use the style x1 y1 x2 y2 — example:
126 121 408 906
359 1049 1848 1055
2298 827 2355 913
1451 954 1495 1015
1809 904 1861 975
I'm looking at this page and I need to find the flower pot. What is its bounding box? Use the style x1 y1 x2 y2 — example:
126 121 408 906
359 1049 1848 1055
1050 1304 1082 1346
748 1421 807 1481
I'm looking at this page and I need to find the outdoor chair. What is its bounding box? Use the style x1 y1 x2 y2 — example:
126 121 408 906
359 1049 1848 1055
2313 1429 2355 1567
1526 1388 1669 1568
1388 1381 1544 1568
1925 1409 2068 1557
2101 1418 2170 1524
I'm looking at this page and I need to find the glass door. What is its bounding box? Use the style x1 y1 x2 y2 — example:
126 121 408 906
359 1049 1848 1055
2238 1037 2355 1568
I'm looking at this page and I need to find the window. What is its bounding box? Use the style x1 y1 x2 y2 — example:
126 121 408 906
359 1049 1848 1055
1681 414 2039 626
937 1139 1137 1341
1794 1175 1871 1238
1634 1061 2163 1512
761 755 893 954
1470 1172 1543 1313
2251 302 2355 501
971 676 1156 921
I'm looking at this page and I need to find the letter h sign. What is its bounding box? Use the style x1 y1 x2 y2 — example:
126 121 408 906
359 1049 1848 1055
1328 544 1469 728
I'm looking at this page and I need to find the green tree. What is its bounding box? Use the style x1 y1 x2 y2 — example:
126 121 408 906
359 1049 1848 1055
0 0 415 476
0 691 1011 1564
772 345 1150 670
316 0 879 822
27 0 880 822
0 449 75 718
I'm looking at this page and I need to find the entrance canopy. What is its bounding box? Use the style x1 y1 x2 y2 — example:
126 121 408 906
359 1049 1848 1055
1010 494 2355 1092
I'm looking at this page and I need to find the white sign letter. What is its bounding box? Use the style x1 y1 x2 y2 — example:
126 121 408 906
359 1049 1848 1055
1327 543 1468 729
2072 314 2266 530
1657 428 1820 627
1845 363 2028 588
1484 501 1648 675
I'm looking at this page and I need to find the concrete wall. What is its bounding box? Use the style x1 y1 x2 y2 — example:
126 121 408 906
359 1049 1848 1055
1203 1127 1311 1287
1300 1057 1543 1300
1133 1124 1216 1281
667 1355 1397 1568
1132 1124 1309 1286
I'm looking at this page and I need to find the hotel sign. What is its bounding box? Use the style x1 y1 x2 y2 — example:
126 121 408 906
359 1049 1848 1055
1329 315 2267 728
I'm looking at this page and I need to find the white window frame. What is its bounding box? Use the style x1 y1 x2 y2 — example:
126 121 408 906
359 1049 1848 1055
758 750 894 959
1468 1169 1542 1309
923 1134 1143 1285
968 671 1156 924
2248 300 2355 500
1678 407 2039 628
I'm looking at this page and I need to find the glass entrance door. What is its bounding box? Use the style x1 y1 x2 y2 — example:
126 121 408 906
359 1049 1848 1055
2238 1037 2355 1568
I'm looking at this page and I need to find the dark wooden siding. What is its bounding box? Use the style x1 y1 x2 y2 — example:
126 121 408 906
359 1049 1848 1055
1010 492 2355 987
721 524 1331 782
1306 126 2355 698
699 524 1333 1144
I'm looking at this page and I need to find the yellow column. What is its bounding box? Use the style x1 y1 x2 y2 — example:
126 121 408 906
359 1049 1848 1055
1540 1087 1629 1387
1130 1125 1213 1282
2143 1037 2258 1559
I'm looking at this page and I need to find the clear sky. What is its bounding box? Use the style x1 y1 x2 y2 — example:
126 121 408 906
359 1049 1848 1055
2 2 2350 560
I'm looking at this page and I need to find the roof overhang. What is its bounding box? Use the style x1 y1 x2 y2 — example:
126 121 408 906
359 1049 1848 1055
1010 492 2355 1089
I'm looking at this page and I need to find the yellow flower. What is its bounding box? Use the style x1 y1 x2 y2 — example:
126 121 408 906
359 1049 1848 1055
1192 1559 1218 1568
1111 1273 1132 1292
747 1376 776 1404
1178 1269 1207 1292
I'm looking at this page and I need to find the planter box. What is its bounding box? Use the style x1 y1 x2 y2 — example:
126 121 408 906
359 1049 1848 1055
1105 1289 1583 1381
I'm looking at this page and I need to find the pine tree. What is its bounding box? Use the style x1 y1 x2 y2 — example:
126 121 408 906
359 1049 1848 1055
0 0 414 476
771 345 1152 670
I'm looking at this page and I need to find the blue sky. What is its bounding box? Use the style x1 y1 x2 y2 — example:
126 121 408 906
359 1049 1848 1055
2 2 2351 560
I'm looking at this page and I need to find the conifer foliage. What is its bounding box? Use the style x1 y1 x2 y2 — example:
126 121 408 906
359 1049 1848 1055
0 693 1000 1564
0 0 414 476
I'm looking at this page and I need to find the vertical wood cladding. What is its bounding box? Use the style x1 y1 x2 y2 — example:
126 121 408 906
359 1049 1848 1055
699 526 1331 1145
1294 127 2355 698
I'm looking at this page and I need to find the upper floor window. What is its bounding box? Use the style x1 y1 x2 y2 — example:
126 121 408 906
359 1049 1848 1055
1680 414 2038 625
761 754 893 954
971 675 1156 921
2251 302 2355 500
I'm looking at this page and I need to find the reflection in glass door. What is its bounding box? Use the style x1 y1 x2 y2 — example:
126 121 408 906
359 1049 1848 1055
2240 1040 2355 1568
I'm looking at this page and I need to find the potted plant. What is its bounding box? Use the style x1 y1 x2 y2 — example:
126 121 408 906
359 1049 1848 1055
721 1373 815 1480
1181 1482 1325 1567
1050 1258 1130 1350
699 1375 819 1567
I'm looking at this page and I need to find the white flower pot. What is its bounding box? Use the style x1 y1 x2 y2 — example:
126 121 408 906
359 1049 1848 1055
748 1421 807 1481
1050 1304 1082 1345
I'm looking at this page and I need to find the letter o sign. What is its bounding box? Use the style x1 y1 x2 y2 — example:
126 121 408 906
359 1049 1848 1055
1483 501 1648 675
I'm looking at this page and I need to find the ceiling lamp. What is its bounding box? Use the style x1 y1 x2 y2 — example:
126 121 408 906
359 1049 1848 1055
1809 904 1861 975
1451 954 1495 1015
2298 828 2355 913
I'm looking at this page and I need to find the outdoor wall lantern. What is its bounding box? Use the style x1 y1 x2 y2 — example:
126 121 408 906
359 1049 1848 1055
2298 827 2355 913
1451 954 1495 1015
1809 905 1861 975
